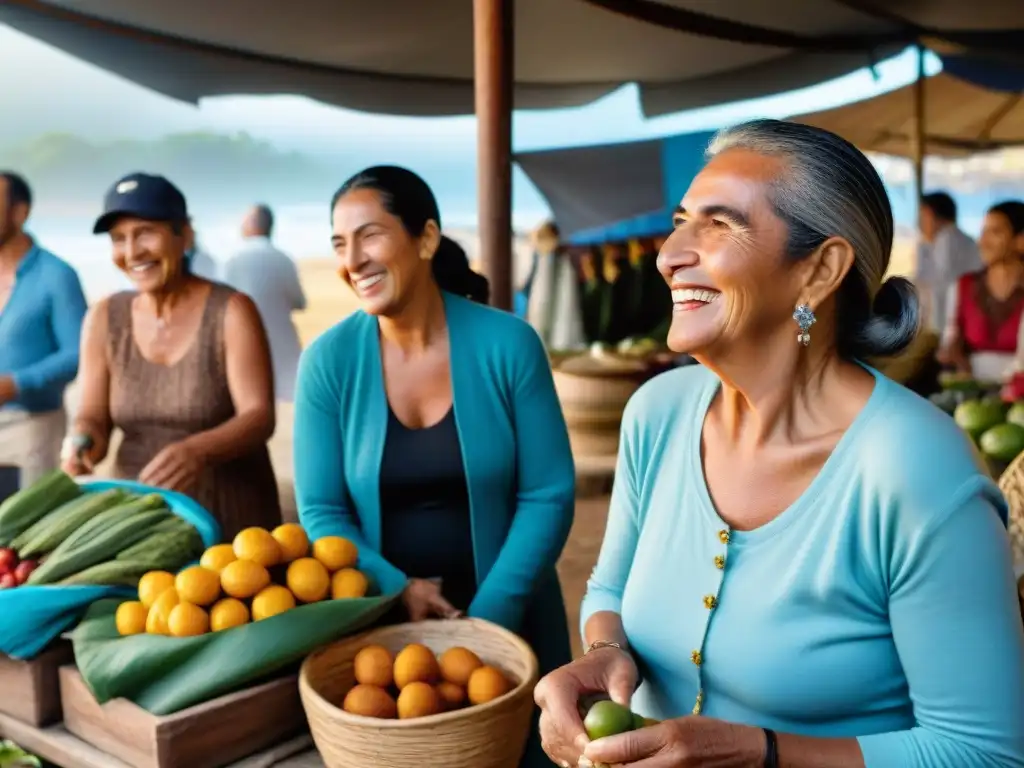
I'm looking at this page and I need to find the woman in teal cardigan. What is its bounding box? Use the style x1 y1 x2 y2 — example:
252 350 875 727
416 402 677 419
293 166 575 764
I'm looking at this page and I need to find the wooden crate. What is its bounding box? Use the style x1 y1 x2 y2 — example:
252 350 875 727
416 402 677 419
60 667 307 768
0 641 74 726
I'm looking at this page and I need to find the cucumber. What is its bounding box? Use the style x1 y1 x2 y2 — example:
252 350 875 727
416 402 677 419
27 506 174 585
0 470 82 546
58 560 154 587
12 489 129 557
116 520 202 562
53 494 167 554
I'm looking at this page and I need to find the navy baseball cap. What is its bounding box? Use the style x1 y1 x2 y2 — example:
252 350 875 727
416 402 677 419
93 172 188 234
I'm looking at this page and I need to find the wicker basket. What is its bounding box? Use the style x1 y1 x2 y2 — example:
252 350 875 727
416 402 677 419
997 453 1024 571
299 618 540 768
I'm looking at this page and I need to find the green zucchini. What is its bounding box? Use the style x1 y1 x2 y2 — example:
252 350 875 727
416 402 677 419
116 521 202 562
27 506 173 585
0 470 82 546
52 494 167 554
12 489 129 557
58 560 154 587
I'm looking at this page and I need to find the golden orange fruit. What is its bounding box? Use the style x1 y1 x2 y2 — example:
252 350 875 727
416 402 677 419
137 571 175 608
175 565 221 607
251 585 295 621
232 527 282 567
393 643 441 690
467 666 513 705
312 536 359 572
220 559 271 599
396 681 442 719
168 602 210 637
331 568 369 599
146 588 180 635
342 684 397 719
199 544 237 573
115 601 148 636
272 523 310 562
286 557 330 603
209 598 250 632
438 646 484 686
435 681 467 711
353 644 395 688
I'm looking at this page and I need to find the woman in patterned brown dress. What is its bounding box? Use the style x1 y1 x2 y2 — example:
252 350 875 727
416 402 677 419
62 173 280 538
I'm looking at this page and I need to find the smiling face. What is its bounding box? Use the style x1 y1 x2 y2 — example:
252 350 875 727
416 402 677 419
979 210 1024 266
331 187 437 316
657 149 808 355
109 217 191 293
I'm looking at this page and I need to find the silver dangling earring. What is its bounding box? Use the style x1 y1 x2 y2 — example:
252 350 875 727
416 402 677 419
793 303 816 346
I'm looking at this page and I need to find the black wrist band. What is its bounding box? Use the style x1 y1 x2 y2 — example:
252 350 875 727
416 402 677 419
763 728 778 768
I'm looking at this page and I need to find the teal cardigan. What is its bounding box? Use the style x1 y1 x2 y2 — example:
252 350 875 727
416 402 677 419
293 292 575 669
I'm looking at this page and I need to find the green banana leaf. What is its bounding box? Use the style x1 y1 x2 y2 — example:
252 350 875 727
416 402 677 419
71 591 400 716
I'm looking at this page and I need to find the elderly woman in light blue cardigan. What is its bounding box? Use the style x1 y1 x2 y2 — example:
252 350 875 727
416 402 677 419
293 166 575 767
535 120 1024 768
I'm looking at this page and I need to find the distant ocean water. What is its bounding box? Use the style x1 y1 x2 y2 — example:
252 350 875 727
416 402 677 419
27 185 1020 302
29 202 511 301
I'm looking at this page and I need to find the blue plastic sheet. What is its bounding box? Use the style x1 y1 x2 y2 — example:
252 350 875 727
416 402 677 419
0 479 220 660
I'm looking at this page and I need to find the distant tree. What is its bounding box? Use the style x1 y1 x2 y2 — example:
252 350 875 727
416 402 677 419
0 131 341 208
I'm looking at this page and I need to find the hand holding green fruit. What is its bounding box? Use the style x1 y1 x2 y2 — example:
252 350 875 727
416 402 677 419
534 645 640 767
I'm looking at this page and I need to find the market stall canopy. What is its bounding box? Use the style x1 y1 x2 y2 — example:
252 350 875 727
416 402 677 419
515 130 715 244
3 0 1023 118
792 71 1024 157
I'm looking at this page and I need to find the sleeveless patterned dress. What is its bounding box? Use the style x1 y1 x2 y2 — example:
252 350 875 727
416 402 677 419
106 284 281 539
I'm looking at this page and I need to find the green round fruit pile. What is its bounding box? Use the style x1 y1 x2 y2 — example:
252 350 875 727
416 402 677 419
930 373 1024 466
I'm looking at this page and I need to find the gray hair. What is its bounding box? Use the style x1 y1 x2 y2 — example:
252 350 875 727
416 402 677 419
707 119 919 360
252 204 274 237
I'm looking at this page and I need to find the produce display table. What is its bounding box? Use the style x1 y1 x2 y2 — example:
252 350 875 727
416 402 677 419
0 714 318 768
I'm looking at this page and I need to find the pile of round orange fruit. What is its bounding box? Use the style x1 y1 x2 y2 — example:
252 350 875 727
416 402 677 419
341 642 514 719
115 524 371 637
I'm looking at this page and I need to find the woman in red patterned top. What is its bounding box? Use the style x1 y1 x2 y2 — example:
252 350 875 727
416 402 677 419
938 200 1024 383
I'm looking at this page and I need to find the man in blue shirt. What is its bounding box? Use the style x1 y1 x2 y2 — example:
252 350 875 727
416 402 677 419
0 172 88 487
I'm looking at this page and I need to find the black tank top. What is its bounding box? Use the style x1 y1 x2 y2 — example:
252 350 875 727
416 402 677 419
378 406 477 611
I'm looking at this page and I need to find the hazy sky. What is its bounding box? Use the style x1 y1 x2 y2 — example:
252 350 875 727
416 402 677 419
1 24 938 227
3 25 937 150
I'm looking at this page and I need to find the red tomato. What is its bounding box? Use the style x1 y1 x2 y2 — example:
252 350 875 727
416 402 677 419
0 548 17 573
13 560 37 585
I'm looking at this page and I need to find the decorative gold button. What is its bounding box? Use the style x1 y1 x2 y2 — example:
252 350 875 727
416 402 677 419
703 594 717 609
718 529 730 544
713 554 725 569
692 689 704 715
691 649 702 666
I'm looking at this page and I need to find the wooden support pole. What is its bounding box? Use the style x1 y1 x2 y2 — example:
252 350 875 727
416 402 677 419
911 43 926 202
473 0 514 311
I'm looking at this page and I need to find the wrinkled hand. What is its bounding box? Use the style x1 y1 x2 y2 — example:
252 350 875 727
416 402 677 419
583 716 765 767
0 376 16 406
534 646 639 767
138 440 204 493
401 578 461 621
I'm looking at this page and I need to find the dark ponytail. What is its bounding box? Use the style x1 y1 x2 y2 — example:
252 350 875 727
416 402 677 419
432 236 490 304
331 164 489 303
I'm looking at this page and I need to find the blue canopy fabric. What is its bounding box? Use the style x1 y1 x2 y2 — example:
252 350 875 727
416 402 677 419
940 54 1024 95
516 130 716 245
0 480 219 660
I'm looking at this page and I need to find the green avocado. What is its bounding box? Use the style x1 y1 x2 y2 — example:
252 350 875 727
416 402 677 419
979 422 1024 463
954 399 1006 440
584 700 636 740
